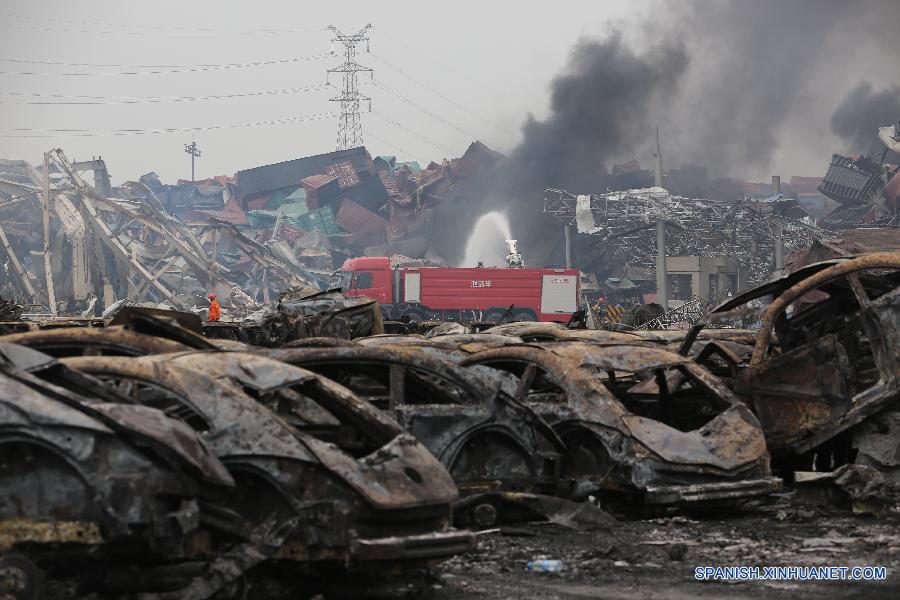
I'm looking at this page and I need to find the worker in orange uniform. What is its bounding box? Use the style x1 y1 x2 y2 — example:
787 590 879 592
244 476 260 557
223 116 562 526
207 293 221 322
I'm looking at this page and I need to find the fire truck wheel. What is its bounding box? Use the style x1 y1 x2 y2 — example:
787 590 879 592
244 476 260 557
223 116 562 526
511 309 537 322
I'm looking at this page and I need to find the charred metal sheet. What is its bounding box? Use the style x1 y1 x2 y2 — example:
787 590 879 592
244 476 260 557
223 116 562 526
1 325 190 357
203 290 383 346
60 352 471 571
737 253 900 462
676 253 900 481
461 341 780 509
357 332 524 363
270 345 566 501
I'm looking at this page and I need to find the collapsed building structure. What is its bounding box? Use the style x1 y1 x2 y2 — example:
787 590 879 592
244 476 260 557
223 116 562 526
0 142 504 319
543 185 823 305
542 122 900 327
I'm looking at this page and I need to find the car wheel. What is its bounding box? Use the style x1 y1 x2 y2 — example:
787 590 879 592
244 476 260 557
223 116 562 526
0 554 42 600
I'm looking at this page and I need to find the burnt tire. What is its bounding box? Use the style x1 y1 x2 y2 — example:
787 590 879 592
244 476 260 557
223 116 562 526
0 554 42 600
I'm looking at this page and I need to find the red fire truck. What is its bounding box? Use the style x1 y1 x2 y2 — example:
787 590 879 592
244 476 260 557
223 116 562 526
337 256 580 322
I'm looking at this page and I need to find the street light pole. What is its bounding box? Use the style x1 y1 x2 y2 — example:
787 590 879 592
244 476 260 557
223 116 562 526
184 141 201 182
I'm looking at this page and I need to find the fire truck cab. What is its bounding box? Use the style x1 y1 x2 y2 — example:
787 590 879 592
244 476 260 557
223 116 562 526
337 257 579 323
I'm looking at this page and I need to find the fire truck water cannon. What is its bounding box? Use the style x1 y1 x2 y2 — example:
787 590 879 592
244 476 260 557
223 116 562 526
505 239 524 268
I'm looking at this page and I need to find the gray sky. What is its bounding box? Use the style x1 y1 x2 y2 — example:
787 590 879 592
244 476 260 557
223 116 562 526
0 0 642 184
1 1 896 186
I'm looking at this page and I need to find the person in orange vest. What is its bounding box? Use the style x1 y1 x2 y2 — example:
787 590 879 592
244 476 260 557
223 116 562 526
207 293 221 322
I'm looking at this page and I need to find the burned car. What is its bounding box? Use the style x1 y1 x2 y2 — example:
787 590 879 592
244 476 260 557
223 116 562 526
202 289 384 347
460 341 781 508
269 345 567 523
59 351 473 587
0 342 245 598
681 252 900 478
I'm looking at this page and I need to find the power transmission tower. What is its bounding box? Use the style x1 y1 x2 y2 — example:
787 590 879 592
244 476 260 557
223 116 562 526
184 140 201 182
326 24 372 150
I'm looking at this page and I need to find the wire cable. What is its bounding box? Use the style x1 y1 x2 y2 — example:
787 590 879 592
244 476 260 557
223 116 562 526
372 81 473 139
0 53 334 76
2 13 324 36
0 111 337 138
370 110 455 156
370 52 516 139
0 83 332 105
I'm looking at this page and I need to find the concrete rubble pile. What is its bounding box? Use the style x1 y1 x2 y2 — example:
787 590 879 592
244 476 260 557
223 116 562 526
540 123 900 333
0 250 897 598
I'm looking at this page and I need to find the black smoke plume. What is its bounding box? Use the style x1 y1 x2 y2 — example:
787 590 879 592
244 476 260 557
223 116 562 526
497 32 687 196
456 0 900 265
831 82 900 160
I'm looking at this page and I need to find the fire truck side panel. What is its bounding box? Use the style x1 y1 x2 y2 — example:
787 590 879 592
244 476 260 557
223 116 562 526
340 257 578 322
411 267 541 313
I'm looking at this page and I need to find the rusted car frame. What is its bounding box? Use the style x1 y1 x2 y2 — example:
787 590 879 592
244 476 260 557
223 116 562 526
679 253 900 477
1 326 191 357
0 342 245 597
460 341 781 508
743 254 899 474
269 345 567 521
60 353 473 576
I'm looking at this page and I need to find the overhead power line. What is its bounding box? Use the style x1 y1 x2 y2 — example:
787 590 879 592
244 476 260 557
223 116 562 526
0 53 333 76
370 52 516 140
371 109 454 156
373 81 472 139
0 111 337 138
0 83 332 105
3 13 324 36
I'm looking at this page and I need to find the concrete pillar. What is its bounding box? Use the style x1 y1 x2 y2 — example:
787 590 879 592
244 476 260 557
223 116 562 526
656 221 668 308
564 223 572 268
772 175 784 277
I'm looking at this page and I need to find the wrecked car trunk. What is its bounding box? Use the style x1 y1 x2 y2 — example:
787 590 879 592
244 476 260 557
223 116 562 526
460 341 781 510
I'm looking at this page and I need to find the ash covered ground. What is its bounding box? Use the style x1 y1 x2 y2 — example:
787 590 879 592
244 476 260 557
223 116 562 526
427 509 900 599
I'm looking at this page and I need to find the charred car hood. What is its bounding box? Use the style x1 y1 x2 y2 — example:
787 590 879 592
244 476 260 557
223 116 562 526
621 404 768 471
300 433 458 510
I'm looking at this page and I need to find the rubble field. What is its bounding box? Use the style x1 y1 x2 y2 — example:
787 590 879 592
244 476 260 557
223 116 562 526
430 511 900 600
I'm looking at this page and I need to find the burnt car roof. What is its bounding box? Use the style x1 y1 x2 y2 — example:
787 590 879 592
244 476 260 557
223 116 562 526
61 355 320 464
1 326 191 356
272 345 500 401
542 341 693 371
482 322 570 337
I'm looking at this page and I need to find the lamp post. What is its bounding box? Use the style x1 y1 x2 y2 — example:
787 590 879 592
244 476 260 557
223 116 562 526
184 141 201 182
